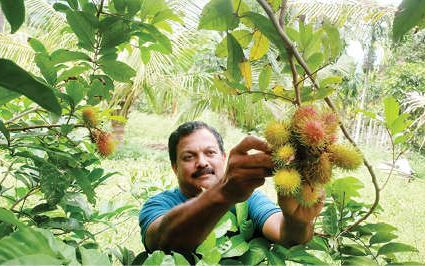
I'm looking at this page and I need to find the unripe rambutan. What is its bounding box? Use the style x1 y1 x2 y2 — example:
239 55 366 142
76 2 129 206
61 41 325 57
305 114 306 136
293 105 318 130
329 143 363 170
96 131 117 157
264 121 290 147
299 120 326 147
274 168 301 196
297 184 321 207
273 144 295 166
82 107 98 128
301 153 332 184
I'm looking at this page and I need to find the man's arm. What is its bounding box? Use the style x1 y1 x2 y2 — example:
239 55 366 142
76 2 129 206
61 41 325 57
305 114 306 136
145 136 274 254
262 194 324 247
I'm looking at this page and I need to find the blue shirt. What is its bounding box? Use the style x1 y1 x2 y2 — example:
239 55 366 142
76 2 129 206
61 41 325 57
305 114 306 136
139 188 281 247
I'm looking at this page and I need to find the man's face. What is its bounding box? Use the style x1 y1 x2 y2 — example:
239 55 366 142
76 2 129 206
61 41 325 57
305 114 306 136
172 128 226 197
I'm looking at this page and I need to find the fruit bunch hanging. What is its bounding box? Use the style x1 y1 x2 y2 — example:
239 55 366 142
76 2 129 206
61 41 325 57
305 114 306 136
264 105 363 207
82 106 117 157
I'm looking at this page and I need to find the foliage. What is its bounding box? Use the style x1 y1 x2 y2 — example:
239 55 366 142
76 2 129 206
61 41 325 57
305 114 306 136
0 0 424 265
0 0 179 263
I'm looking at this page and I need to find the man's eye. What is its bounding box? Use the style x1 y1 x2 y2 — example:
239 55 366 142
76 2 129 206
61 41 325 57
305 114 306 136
183 155 193 160
207 150 217 155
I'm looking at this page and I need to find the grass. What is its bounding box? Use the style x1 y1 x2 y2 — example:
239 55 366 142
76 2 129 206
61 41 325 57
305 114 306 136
95 111 425 263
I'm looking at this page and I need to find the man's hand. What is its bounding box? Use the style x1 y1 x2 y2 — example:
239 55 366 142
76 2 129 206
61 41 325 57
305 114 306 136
275 191 324 245
219 136 274 203
278 192 324 225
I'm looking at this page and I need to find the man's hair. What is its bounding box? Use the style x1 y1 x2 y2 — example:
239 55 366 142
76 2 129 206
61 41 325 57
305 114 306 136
168 121 224 165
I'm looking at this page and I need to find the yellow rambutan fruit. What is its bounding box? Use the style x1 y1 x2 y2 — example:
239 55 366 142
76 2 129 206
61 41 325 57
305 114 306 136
264 121 291 147
301 153 332 184
96 131 117 157
273 144 295 166
82 107 98 128
298 120 326 147
329 143 363 170
297 184 321 207
274 168 301 196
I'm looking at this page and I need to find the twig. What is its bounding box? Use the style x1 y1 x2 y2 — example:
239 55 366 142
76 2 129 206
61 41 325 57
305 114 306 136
257 0 381 233
77 216 132 244
5 107 40 124
237 90 295 103
289 56 301 106
294 64 329 87
8 124 85 132
10 187 39 211
279 0 288 29
0 160 15 187
96 0 105 18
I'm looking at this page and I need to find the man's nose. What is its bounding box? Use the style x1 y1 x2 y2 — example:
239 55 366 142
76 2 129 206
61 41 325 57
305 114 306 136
196 154 209 168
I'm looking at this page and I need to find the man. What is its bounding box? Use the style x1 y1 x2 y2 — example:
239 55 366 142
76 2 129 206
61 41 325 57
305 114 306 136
139 121 323 255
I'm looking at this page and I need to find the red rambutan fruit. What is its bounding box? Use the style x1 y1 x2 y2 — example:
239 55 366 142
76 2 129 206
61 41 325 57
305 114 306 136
299 120 326 147
96 131 117 157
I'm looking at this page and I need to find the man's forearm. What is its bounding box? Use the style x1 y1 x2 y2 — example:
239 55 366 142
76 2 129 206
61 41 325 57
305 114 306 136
149 183 233 253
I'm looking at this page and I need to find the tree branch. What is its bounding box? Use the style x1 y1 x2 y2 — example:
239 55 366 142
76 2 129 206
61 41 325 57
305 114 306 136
10 187 39 211
8 124 85 132
5 107 40 124
257 0 380 233
237 90 295 104
279 0 288 28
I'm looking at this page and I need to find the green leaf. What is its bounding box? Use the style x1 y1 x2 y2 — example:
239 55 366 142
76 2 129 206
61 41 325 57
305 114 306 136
320 76 342 88
99 17 131 49
127 0 142 17
0 59 61 115
53 3 71 12
249 30 269 60
240 219 254 241
0 0 25 33
215 212 237 238
307 236 329 252
222 235 249 258
57 64 91 82
240 238 269 265
28 38 48 54
197 231 216 255
393 0 425 42
322 203 338 235
215 30 252 58
243 12 287 58
259 64 272 91
34 53 57 85
141 24 172 54
342 256 376 265
0 86 20 105
99 59 136 83
0 208 25 229
389 113 410 135
0 120 10 145
330 176 364 203
306 52 324 72
113 0 126 13
198 0 239 31
66 10 97 50
359 223 398 235
51 49 91 65
384 96 399 127
65 80 86 105
227 33 244 82
323 22 343 61
378 243 418 256
80 247 111 265
340 244 367 256
235 201 248 226
66 0 79 9
0 227 62 264
369 232 398 245
172 252 190 266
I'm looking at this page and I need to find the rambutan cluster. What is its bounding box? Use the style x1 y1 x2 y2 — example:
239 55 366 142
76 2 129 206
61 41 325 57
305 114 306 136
264 105 363 207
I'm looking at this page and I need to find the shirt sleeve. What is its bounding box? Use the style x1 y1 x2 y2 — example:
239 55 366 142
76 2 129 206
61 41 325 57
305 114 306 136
247 190 281 233
139 192 180 247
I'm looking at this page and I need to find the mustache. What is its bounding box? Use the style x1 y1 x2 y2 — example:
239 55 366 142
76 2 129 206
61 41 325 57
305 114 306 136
192 167 215 178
